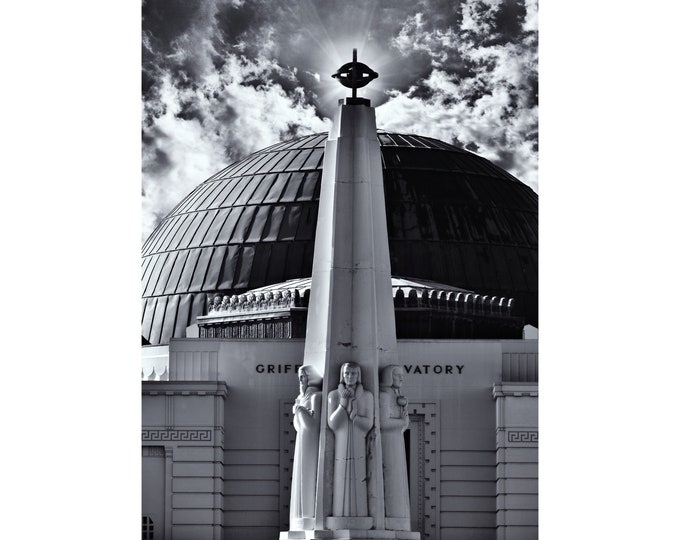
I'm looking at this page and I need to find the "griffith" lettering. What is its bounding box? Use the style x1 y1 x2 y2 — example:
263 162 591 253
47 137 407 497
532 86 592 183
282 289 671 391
256 364 302 374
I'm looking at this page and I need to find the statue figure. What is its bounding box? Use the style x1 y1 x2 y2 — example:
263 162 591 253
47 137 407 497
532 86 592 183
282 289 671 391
209 295 222 312
379 365 411 524
328 362 374 517
290 365 323 529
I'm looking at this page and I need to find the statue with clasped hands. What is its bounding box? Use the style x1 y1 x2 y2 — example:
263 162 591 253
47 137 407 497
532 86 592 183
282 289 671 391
327 362 374 517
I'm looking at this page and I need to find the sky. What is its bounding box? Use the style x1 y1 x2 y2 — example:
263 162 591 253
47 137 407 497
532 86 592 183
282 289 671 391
142 0 538 240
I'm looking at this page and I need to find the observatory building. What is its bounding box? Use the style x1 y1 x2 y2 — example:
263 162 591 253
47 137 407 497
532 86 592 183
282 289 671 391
142 55 538 540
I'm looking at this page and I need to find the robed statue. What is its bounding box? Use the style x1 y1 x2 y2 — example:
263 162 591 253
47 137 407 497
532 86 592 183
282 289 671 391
379 365 411 525
327 362 374 517
290 365 323 529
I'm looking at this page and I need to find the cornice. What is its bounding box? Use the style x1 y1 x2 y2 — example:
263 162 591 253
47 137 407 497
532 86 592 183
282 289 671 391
142 380 228 397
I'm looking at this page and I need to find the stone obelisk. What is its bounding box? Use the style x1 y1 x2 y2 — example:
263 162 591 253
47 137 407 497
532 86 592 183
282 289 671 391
281 50 419 540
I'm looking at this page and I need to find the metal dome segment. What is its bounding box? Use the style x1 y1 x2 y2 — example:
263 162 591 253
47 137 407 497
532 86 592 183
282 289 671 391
378 133 538 331
141 132 538 345
141 133 326 345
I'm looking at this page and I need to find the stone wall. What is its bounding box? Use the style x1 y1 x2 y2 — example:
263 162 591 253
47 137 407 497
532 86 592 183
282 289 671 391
142 381 228 540
493 382 538 540
142 338 538 540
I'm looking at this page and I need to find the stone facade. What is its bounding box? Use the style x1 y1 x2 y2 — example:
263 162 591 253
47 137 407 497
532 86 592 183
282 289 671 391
142 381 228 540
493 381 538 540
142 338 538 540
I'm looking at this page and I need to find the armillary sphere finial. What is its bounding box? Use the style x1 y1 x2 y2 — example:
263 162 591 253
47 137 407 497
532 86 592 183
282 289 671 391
332 48 378 99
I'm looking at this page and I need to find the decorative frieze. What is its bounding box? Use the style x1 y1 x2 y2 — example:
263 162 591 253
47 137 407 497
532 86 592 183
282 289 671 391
202 282 516 319
394 288 514 317
206 289 307 316
497 428 539 449
196 277 522 340
142 429 212 442
507 431 539 444
199 319 295 339
142 365 169 381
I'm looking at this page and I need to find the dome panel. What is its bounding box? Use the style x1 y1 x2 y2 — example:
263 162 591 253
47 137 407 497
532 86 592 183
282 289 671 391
248 244 272 288
160 295 179 344
142 297 156 339
217 246 240 289
235 246 256 289
149 295 167 344
152 250 177 296
175 294 193 336
153 215 182 252
248 174 277 204
279 173 304 202
142 131 538 344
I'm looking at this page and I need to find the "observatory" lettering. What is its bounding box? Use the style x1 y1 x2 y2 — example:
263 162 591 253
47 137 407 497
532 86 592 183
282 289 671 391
403 364 464 374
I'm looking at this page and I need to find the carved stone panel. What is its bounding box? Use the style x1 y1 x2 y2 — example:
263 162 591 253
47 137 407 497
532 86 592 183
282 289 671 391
408 403 439 540
279 400 296 531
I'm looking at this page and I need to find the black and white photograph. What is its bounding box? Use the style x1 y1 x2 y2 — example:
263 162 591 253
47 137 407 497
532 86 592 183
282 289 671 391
3 1 680 539
141 1 537 539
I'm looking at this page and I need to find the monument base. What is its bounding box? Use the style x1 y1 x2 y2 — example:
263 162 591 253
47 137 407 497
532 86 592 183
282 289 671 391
384 518 411 531
280 530 420 540
325 517 374 530
330 531 420 540
289 518 317 531
280 531 333 539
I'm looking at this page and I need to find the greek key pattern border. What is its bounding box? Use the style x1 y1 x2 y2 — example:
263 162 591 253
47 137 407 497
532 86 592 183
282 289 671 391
507 430 538 443
142 429 212 442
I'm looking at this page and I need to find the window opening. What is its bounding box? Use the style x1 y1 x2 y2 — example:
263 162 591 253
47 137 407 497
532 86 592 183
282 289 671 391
142 516 154 539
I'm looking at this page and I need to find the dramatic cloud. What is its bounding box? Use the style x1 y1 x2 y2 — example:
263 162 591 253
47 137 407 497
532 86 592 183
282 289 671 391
142 2 330 238
142 0 538 240
142 55 329 238
380 0 538 189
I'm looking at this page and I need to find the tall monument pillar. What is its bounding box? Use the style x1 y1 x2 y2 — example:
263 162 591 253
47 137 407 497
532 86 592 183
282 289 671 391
281 50 419 540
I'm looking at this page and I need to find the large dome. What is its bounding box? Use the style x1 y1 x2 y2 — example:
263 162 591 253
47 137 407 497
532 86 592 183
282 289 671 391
142 131 538 345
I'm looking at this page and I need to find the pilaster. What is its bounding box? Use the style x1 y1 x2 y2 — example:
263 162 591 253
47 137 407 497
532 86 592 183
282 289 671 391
142 381 228 540
493 383 538 540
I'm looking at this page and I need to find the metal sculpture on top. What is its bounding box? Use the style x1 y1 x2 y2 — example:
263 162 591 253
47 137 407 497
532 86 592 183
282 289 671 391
332 48 378 100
